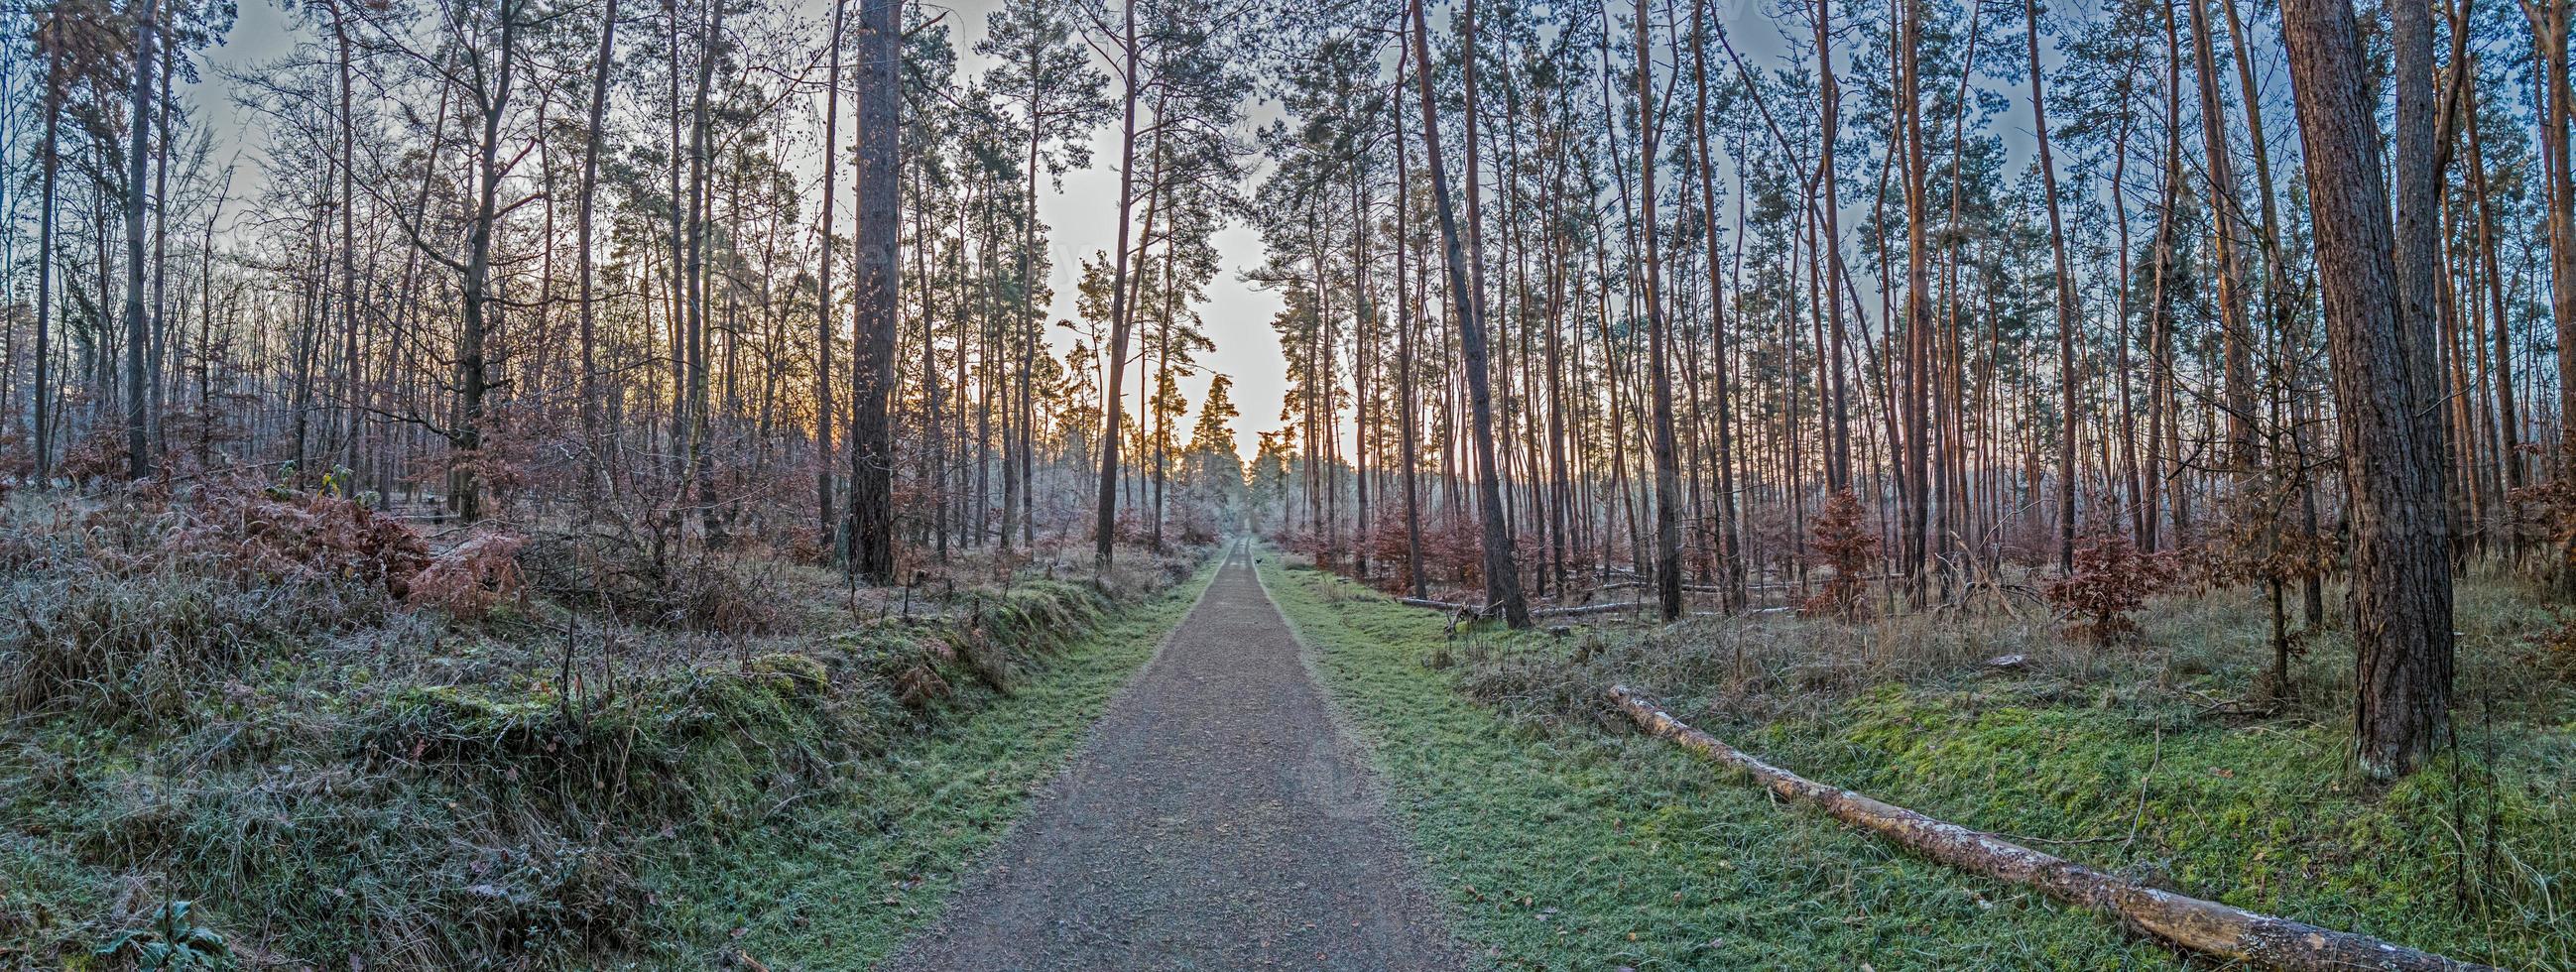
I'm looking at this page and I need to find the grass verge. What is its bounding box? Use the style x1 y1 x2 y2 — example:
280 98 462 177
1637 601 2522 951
1259 557 2169 971
1270 552 2573 971
644 559 1214 968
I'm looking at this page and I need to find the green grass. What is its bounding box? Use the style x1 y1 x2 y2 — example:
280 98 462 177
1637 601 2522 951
1268 555 2575 971
1259 560 2170 971
1723 687 2574 970
641 561 1215 968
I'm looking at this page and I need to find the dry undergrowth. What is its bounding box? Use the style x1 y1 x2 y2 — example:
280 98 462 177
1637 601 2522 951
0 482 1206 968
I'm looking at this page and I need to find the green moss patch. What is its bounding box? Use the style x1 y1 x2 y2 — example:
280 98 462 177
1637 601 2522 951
1261 560 2163 971
1267 558 2574 971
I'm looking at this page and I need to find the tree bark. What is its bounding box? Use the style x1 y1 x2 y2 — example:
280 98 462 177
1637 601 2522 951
1411 0 1528 627
577 0 618 498
122 0 160 480
1092 0 1142 568
452 0 519 523
1395 72 1427 600
31 43 60 481
2024 0 2080 573
1688 0 1744 611
816 0 843 547
2280 0 2454 777
847 0 900 583
2188 0 2258 476
1635 0 1682 623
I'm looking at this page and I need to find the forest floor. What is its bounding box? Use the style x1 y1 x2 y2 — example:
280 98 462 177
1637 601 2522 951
882 540 1463 971
9 478 2569 971
0 483 1217 969
1263 553 2576 971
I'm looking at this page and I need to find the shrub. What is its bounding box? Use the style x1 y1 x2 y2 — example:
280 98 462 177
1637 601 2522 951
1801 489 1878 619
517 526 788 634
2043 534 2181 643
408 530 528 619
159 481 429 598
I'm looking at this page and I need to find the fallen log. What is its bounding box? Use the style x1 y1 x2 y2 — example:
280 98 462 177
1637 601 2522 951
1533 600 1648 619
1608 685 2495 972
1394 598 1652 622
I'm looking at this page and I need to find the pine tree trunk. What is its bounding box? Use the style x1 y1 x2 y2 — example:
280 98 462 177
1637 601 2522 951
1411 0 1528 627
2280 0 2454 777
2024 0 2080 573
847 0 900 583
122 0 158 481
1092 0 1141 568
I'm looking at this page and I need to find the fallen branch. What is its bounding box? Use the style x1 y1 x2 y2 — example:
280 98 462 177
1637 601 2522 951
1395 597 1652 622
1534 600 1647 619
1608 685 2494 972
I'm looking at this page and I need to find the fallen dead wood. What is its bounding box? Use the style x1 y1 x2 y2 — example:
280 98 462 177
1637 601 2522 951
1534 600 1647 619
1393 598 1651 621
1609 685 2495 972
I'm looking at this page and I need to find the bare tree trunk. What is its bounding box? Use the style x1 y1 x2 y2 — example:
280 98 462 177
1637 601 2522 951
2280 0 2454 777
2462 78 2521 510
1395 79 1426 599
816 0 843 547
1411 0 1528 627
331 6 358 483
31 52 59 481
1899 0 1931 597
453 0 519 524
1813 0 1851 493
682 0 724 531
2024 0 2080 573
122 0 160 480
2189 0 2257 476
1635 0 1681 623
2530 0 2574 480
847 0 900 583
577 0 618 498
1688 0 1744 611
1092 0 1141 568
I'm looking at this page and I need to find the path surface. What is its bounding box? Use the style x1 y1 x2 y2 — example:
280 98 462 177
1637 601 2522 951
881 543 1462 972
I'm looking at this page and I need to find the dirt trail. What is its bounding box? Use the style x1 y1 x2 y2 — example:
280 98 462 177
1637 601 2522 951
881 541 1462 971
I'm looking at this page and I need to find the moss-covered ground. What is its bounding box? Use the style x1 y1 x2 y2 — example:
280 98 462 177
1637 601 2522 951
0 482 1215 969
1261 556 2573 971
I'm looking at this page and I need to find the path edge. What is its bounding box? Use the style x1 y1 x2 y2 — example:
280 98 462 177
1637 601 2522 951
872 550 1229 971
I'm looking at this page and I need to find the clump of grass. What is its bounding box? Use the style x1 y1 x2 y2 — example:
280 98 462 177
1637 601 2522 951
3 568 374 719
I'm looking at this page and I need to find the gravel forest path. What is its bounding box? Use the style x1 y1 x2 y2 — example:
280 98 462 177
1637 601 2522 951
880 541 1463 971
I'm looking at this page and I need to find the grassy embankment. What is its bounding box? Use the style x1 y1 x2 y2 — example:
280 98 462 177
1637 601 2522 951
0 484 1211 969
1261 554 2574 971
653 560 1211 968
